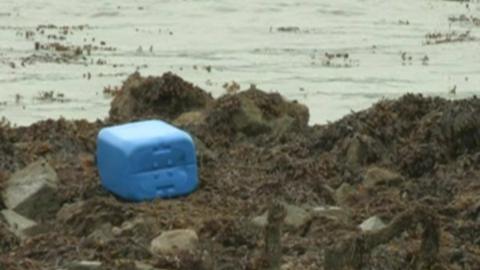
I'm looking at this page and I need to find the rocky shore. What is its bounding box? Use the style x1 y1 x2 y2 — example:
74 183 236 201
1 72 479 269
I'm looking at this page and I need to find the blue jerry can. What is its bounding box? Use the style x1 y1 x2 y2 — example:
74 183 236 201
96 120 199 201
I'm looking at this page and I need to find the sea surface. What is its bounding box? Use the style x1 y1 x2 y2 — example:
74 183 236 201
0 0 479 126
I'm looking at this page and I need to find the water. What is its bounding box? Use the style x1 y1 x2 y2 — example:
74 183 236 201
0 0 479 126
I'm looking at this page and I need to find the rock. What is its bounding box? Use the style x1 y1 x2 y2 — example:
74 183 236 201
173 111 206 127
230 94 271 136
335 183 356 206
112 215 156 243
134 261 159 270
344 134 381 167
109 72 213 122
2 159 60 221
345 135 367 167
252 203 311 230
311 206 351 223
64 261 102 270
56 201 85 222
0 220 20 253
87 223 114 244
192 136 217 162
359 216 386 232
251 214 268 227
150 229 198 255
207 88 309 137
363 166 403 188
0 209 37 239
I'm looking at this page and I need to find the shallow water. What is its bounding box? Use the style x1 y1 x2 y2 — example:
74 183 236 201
0 0 479 126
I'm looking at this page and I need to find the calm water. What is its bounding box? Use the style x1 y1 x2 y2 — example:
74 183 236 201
0 0 479 126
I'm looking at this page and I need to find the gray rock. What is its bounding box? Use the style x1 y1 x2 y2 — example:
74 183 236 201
173 111 206 127
252 203 312 230
251 214 268 227
2 160 60 220
56 201 85 222
64 261 102 270
363 166 403 188
359 216 386 232
87 223 114 244
0 209 37 239
150 229 198 255
311 206 351 223
134 261 160 270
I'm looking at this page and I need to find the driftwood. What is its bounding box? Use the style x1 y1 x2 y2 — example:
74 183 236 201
325 205 440 270
264 201 287 270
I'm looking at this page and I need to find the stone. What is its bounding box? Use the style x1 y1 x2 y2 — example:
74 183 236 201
64 261 102 270
2 160 60 221
252 203 312 230
363 166 403 188
232 95 271 136
150 229 198 255
56 201 85 222
173 111 206 127
344 134 381 167
345 135 367 167
0 209 37 239
359 216 386 232
87 223 114 244
207 88 309 137
134 261 158 270
312 206 351 223
335 183 356 206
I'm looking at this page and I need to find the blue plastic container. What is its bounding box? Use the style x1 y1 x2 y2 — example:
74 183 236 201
96 120 198 201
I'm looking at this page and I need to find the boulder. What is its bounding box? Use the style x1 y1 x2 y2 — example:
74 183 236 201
109 72 213 122
359 216 386 232
207 88 309 137
2 159 60 221
363 166 403 188
252 203 311 230
0 209 37 239
150 229 198 255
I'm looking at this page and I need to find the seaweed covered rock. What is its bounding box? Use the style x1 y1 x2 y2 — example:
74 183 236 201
109 72 214 122
206 86 309 138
